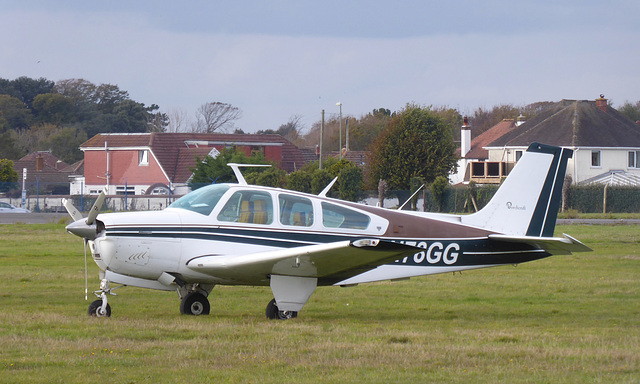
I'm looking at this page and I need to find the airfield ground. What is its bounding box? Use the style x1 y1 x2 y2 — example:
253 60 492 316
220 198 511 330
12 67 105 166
0 223 638 383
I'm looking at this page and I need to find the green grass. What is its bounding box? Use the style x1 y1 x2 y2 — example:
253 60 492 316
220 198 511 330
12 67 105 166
0 223 638 383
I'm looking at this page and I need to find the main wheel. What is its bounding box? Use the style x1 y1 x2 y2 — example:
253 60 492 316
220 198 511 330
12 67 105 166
88 299 111 317
265 298 298 320
180 292 210 315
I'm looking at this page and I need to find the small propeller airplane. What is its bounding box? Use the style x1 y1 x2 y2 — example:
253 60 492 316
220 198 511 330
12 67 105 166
64 142 591 320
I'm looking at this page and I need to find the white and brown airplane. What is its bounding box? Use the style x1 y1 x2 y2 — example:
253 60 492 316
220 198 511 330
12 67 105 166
64 142 590 319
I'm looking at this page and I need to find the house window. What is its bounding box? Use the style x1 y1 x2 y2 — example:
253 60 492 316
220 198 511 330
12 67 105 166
629 151 640 168
591 150 601 167
515 150 523 161
139 150 149 166
116 186 135 195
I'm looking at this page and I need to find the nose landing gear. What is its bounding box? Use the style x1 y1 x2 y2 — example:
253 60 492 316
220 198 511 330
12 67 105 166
87 279 118 317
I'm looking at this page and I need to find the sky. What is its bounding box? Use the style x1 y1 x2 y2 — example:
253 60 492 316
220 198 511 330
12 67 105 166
0 1 638 133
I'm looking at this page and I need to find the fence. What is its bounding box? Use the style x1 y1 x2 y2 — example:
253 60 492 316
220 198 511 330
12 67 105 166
3 183 640 214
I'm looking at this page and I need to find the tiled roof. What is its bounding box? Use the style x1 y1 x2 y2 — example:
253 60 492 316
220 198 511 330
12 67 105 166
80 133 309 182
13 151 74 184
463 119 516 159
487 99 640 148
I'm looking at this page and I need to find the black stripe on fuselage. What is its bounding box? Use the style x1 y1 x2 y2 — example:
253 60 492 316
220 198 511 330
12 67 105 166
104 226 550 267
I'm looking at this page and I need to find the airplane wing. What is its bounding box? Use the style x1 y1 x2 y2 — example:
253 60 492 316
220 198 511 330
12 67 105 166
185 239 418 283
488 233 592 255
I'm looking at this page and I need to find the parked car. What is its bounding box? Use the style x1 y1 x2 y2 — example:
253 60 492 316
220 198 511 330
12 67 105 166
0 202 31 213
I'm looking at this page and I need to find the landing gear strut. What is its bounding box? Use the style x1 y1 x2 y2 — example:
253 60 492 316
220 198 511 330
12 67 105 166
265 298 298 320
88 279 117 317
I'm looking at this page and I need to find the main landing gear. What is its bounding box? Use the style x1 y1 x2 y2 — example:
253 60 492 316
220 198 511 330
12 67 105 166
265 298 298 320
177 283 213 316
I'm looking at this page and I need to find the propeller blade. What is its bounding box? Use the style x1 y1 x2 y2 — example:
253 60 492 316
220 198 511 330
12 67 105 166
86 189 106 225
62 198 84 222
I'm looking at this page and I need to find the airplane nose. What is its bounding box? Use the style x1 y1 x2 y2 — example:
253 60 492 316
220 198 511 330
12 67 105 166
66 219 98 240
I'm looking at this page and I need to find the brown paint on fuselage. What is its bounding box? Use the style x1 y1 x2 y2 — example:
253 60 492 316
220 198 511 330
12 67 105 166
339 201 493 239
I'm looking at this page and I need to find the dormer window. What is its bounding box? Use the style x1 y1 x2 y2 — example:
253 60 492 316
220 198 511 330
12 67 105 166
139 150 149 166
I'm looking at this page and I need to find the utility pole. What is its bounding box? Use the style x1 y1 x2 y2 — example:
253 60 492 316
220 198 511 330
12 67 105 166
336 102 343 159
345 118 350 152
319 109 324 170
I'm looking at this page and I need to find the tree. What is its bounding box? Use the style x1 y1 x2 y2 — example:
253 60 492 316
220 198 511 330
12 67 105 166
0 159 19 192
32 93 75 125
367 103 458 190
0 95 32 131
0 76 55 109
618 100 640 123
189 148 270 189
193 102 242 133
0 131 24 159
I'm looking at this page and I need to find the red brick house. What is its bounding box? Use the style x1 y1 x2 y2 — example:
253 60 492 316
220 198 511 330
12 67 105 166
73 133 307 196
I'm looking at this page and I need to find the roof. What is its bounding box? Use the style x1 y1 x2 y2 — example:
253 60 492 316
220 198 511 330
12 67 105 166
487 99 640 148
463 119 516 159
580 170 640 186
80 133 309 181
12 151 75 184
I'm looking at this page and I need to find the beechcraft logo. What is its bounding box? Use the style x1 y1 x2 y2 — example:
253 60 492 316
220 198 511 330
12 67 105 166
506 202 526 210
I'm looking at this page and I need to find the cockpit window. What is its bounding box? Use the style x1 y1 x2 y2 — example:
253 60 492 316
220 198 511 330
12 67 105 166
169 184 229 215
279 194 314 227
218 190 273 224
321 202 370 230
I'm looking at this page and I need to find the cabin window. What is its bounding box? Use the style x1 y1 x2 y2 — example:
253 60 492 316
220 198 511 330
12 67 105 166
218 190 273 225
321 202 370 230
591 150 601 167
169 184 229 215
139 150 149 165
279 194 313 227
629 151 640 168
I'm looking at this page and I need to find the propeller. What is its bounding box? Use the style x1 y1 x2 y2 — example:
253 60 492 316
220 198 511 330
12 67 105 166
62 189 107 300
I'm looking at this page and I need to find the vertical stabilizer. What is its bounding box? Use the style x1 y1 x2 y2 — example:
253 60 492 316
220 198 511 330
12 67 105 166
461 143 572 237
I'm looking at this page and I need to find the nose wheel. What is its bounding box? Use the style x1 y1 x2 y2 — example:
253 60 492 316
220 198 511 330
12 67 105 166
87 279 117 317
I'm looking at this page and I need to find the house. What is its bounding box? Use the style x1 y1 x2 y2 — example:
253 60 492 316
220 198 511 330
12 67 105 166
12 151 83 194
452 96 640 186
73 132 308 196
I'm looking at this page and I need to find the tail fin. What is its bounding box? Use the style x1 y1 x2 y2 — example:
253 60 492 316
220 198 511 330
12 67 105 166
461 143 572 237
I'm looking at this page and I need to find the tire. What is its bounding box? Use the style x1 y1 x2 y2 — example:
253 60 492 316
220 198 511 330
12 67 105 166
88 299 111 317
180 292 210 315
265 298 298 320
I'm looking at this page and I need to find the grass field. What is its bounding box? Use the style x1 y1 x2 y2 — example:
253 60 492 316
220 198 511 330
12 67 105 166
0 223 638 383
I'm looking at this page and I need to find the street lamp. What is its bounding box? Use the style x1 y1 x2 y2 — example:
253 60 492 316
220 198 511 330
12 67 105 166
336 102 342 159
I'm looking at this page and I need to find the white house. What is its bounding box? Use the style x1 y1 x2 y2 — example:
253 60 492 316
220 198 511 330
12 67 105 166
454 96 640 186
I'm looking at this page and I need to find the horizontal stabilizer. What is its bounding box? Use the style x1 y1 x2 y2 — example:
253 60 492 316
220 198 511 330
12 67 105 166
186 240 418 282
488 233 592 255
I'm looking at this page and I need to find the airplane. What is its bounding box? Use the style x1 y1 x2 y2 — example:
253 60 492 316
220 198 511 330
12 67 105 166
64 142 591 320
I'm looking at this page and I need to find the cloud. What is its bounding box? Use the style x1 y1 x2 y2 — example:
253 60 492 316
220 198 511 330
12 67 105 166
0 6 638 134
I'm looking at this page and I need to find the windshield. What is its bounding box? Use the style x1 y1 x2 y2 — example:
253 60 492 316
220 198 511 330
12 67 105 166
169 184 230 215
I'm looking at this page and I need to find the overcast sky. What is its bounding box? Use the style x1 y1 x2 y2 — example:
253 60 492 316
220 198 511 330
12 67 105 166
1 1 638 133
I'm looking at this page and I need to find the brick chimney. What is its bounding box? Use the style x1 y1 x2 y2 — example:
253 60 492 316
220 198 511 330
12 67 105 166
35 153 44 172
595 94 608 112
460 116 471 158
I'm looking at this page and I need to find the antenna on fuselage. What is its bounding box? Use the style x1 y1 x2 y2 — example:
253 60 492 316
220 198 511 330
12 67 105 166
227 163 271 186
318 177 338 198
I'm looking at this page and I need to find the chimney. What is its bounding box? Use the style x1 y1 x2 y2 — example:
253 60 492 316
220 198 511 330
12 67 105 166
460 116 471 158
515 113 526 126
595 94 608 112
35 153 44 172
